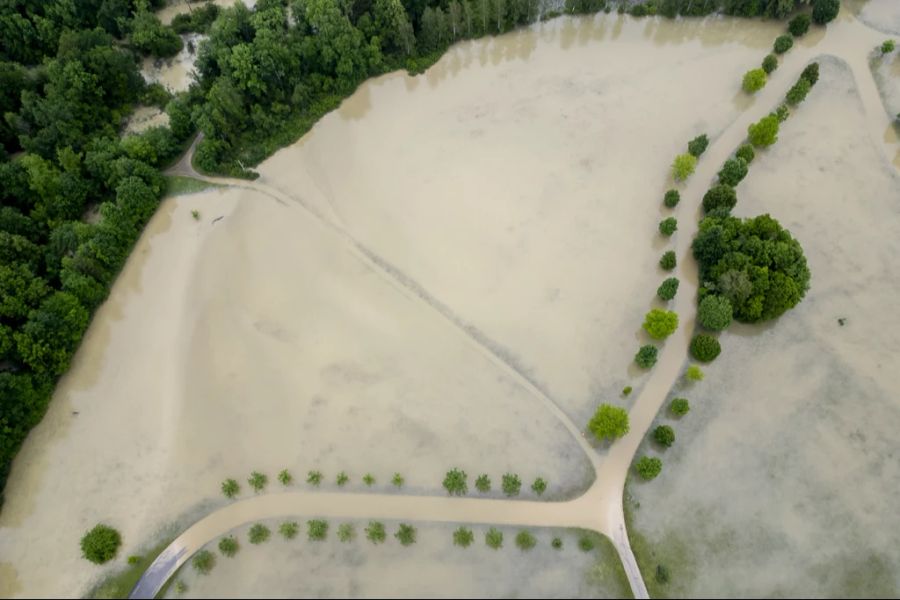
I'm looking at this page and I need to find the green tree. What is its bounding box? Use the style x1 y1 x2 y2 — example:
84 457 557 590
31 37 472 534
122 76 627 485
801 62 819 85
742 68 767 93
687 133 708 157
366 521 386 543
337 471 350 486
659 251 676 271
786 77 811 105
218 536 239 557
812 0 839 24
717 158 748 187
685 365 704 382
248 524 270 544
552 537 563 549
221 478 240 498
373 0 416 55
671 153 697 181
502 473 522 496
395 523 417 546
130 9 183 58
248 471 267 492
659 217 677 236
278 469 292 485
690 334 721 362
588 404 630 441
279 521 300 540
635 456 662 480
307 470 323 486
338 523 355 542
622 386 633 397
670 398 690 416
578 535 595 552
653 425 675 448
643 309 679 340
657 277 679 301
788 13 810 37
663 189 680 208
761 53 778 74
307 520 328 541
773 35 793 54
531 477 547 496
443 468 468 495
881 40 896 54
475 474 491 493
635 345 658 369
453 527 474 548
748 115 779 147
192 549 215 575
698 294 733 330
485 527 504 549
363 473 375 486
515 530 537 550
80 524 121 564
735 144 755 164
391 472 405 488
14 291 89 376
702 184 737 214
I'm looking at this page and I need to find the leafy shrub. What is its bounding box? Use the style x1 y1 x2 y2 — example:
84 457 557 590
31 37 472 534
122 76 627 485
786 77 811 105
502 473 522 497
130 10 183 58
881 40 896 54
686 365 705 382
663 189 680 208
670 398 690 416
279 521 300 540
635 456 663 480
337 523 355 542
622 386 633 397
659 217 678 236
579 535 595 552
515 530 537 551
248 524 270 545
774 104 791 123
221 478 240 499
307 520 328 541
306 470 323 486
735 144 755 164
248 471 267 493
366 521 386 544
363 473 375 486
486 527 504 549
687 134 709 157
657 277 679 301
656 564 671 584
789 13 811 37
660 251 676 271
475 474 491 493
773 35 793 54
589 404 630 440
671 153 697 181
690 334 721 362
127 555 141 565
717 158 748 186
453 527 474 548
748 115 779 147
531 477 547 496
278 469 292 486
653 425 675 448
80 525 121 564
635 345 659 369
192 550 215 575
218 536 238 557
761 54 778 74
643 309 679 340
552 537 563 550
443 468 468 495
812 0 839 24
337 471 349 486
801 62 820 85
395 523 417 546
175 581 187 595
742 68 767 93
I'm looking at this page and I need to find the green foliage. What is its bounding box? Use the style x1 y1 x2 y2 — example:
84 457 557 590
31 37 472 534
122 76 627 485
171 3 220 34
337 523 355 542
218 536 239 557
307 470 323 486
801 62 820 85
687 134 709 157
443 468 468 495
80 524 121 564
248 524 270 545
742 68 767 93
735 144 755 164
635 345 659 369
130 9 183 58
671 153 697 181
395 523 417 546
786 77 811 105
552 537 563 549
670 398 690 416
881 40 896 54
702 184 737 216
748 115 780 147
663 189 680 208
366 521 386 544
579 535 595 552
391 473 405 488
531 477 547 496
773 35 793 55
127 555 141 566
453 527 474 548
659 217 678 237
337 471 349 486
774 104 791 123
175 580 187 595
686 365 705 382
788 14 811 37
190 210 200 221
622 386 633 397
717 158 748 186
589 404 630 441
659 251 676 271
191 550 215 575
248 471 267 492
653 425 676 448
502 473 522 497
307 520 328 542
762 53 778 74
485 527 504 549
279 521 300 540
363 473 375 486
812 0 839 25
635 456 663 480
690 334 722 362
278 469 292 486
643 309 679 340
657 278 680 301
656 564 671 584
515 530 537 551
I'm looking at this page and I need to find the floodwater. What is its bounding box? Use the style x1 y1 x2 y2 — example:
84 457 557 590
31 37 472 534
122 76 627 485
1 9 897 599
141 33 204 93
123 106 171 135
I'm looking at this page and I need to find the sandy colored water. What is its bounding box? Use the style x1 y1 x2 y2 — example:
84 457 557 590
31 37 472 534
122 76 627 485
123 106 171 135
848 0 900 35
141 33 204 93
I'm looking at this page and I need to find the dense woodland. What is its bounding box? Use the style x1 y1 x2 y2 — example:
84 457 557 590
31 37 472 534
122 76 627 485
0 0 836 502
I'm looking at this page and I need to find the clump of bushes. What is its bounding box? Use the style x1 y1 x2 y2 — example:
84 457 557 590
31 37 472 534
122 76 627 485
643 309 679 340
812 0 839 25
671 153 697 181
788 13 811 37
688 134 709 157
635 344 659 369
306 470 323 486
690 334 722 362
221 478 240 499
881 40 896 55
670 398 690 416
363 473 376 486
773 35 793 54
486 527 504 549
735 144 755 164
80 525 121 564
515 530 537 551
277 469 292 486
191 549 215 575
366 521 386 544
502 473 522 497
443 468 468 495
717 157 748 186
659 217 678 236
660 251 676 271
248 471 267 493
761 54 778 75
475 474 491 493
774 104 790 123
702 184 737 214
742 68 767 93
657 277 679 301
279 521 300 540
453 527 474 548
686 365 705 382
336 471 350 486
218 536 239 557
395 523 417 546
748 114 779 147
589 404 630 441
786 77 811 105
531 477 547 496
663 189 680 208
391 473 405 488
653 425 675 448
635 456 663 480
248 524 270 545
801 62 819 85
307 520 328 541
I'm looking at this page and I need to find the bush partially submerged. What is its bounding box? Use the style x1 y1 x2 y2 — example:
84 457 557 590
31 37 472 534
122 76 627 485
671 153 697 181
366 521 386 544
453 527 474 548
515 530 537 551
659 217 678 236
248 524 270 545
788 13 811 37
663 189 680 208
690 334 722 362
475 474 491 493
589 404 630 441
687 134 709 157
742 68 767 93
218 536 239 557
670 398 690 416
531 477 547 496
735 144 755 164
801 62 820 85
486 527 504 549
395 523 417 546
307 520 328 541
717 158 748 187
502 473 522 497
191 550 215 575
443 468 468 495
761 53 778 74
635 456 663 480
786 77 812 105
657 277 679 301
748 115 779 147
279 521 300 540
221 478 240 499
702 184 737 214
643 309 679 340
635 344 659 369
248 471 267 493
773 35 793 54
660 251 676 271
653 425 675 448
81 525 121 565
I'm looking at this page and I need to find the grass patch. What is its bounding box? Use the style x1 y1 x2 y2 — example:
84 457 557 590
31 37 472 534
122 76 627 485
163 175 218 197
574 528 634 599
86 536 175 599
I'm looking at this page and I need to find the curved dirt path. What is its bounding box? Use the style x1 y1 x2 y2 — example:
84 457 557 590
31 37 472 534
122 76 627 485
136 12 896 600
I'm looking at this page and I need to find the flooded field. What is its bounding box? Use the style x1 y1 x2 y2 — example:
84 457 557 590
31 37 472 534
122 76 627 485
626 57 900 598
